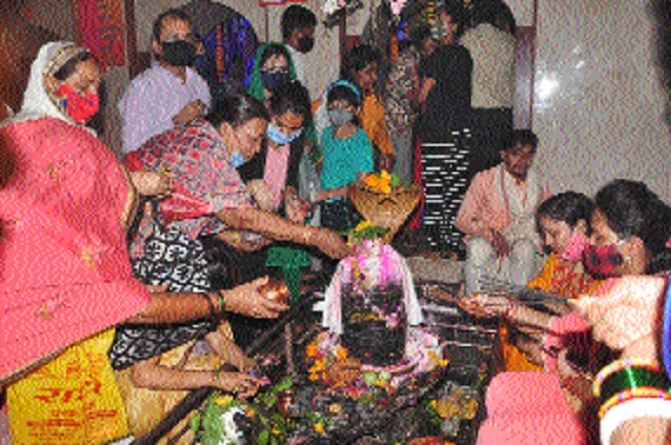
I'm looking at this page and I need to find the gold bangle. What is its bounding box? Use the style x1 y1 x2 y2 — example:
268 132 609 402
211 369 220 386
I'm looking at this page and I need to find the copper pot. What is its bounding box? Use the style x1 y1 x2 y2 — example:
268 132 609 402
258 277 291 305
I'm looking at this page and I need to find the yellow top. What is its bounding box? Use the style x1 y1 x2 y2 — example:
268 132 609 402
360 93 395 156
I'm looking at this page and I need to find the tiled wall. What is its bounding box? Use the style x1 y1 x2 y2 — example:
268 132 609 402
533 0 670 201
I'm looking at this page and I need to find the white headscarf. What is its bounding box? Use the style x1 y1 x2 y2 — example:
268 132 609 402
3 41 90 128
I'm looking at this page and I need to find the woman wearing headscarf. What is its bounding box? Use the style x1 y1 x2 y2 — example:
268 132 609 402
0 41 274 445
246 42 296 101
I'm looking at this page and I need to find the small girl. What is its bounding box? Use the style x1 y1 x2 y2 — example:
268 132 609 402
315 80 374 234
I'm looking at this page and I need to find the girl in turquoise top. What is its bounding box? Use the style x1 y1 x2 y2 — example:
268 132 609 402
316 80 374 233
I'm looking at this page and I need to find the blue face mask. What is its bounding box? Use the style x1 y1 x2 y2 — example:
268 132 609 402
267 123 302 145
229 151 247 168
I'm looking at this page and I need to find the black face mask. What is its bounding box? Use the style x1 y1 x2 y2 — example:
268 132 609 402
261 72 290 90
161 40 197 67
296 36 315 53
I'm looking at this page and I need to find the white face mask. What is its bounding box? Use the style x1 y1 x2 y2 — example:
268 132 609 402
328 109 353 127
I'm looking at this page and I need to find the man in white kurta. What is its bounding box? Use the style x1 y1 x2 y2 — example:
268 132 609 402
455 129 549 295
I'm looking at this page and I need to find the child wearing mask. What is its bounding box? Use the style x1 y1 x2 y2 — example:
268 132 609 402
315 80 374 234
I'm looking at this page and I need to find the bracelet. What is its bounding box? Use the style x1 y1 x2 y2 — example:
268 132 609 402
599 387 671 419
203 292 216 318
594 359 671 419
215 290 227 315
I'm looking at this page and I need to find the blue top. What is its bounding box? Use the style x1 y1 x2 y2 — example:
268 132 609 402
319 126 374 191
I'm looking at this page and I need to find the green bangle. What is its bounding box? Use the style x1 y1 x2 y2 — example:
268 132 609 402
215 291 226 315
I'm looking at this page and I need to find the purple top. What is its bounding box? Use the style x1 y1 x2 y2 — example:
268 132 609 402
118 62 211 154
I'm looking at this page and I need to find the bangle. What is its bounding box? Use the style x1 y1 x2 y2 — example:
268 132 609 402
215 290 227 315
594 358 662 397
203 292 216 317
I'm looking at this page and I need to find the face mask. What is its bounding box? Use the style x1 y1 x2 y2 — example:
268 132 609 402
161 40 197 66
560 233 588 262
261 71 290 91
229 150 247 168
56 83 99 124
296 36 315 53
267 123 302 145
582 243 625 277
328 109 353 128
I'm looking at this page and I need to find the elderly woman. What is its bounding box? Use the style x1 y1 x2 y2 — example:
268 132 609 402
123 91 349 349
0 41 277 444
123 91 348 267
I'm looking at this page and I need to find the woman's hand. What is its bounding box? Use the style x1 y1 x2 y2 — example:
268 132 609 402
223 276 289 318
173 100 206 125
308 227 351 259
247 179 275 212
213 371 265 398
130 170 171 197
572 276 666 352
459 293 514 318
285 192 311 223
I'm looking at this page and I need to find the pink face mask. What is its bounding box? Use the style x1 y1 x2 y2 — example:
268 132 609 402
560 233 588 262
56 83 100 124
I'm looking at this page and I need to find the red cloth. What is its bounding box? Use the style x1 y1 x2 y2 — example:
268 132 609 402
0 118 152 382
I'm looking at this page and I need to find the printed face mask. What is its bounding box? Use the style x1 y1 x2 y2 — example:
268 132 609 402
229 151 247 168
328 109 353 128
582 242 625 277
560 233 589 262
267 123 302 145
56 83 99 124
161 40 197 66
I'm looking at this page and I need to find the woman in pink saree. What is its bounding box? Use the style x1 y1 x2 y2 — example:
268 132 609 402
0 41 277 444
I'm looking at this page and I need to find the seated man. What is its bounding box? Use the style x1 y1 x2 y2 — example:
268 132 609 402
455 129 549 294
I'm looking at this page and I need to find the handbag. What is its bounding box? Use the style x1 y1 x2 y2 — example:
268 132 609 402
110 198 216 370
